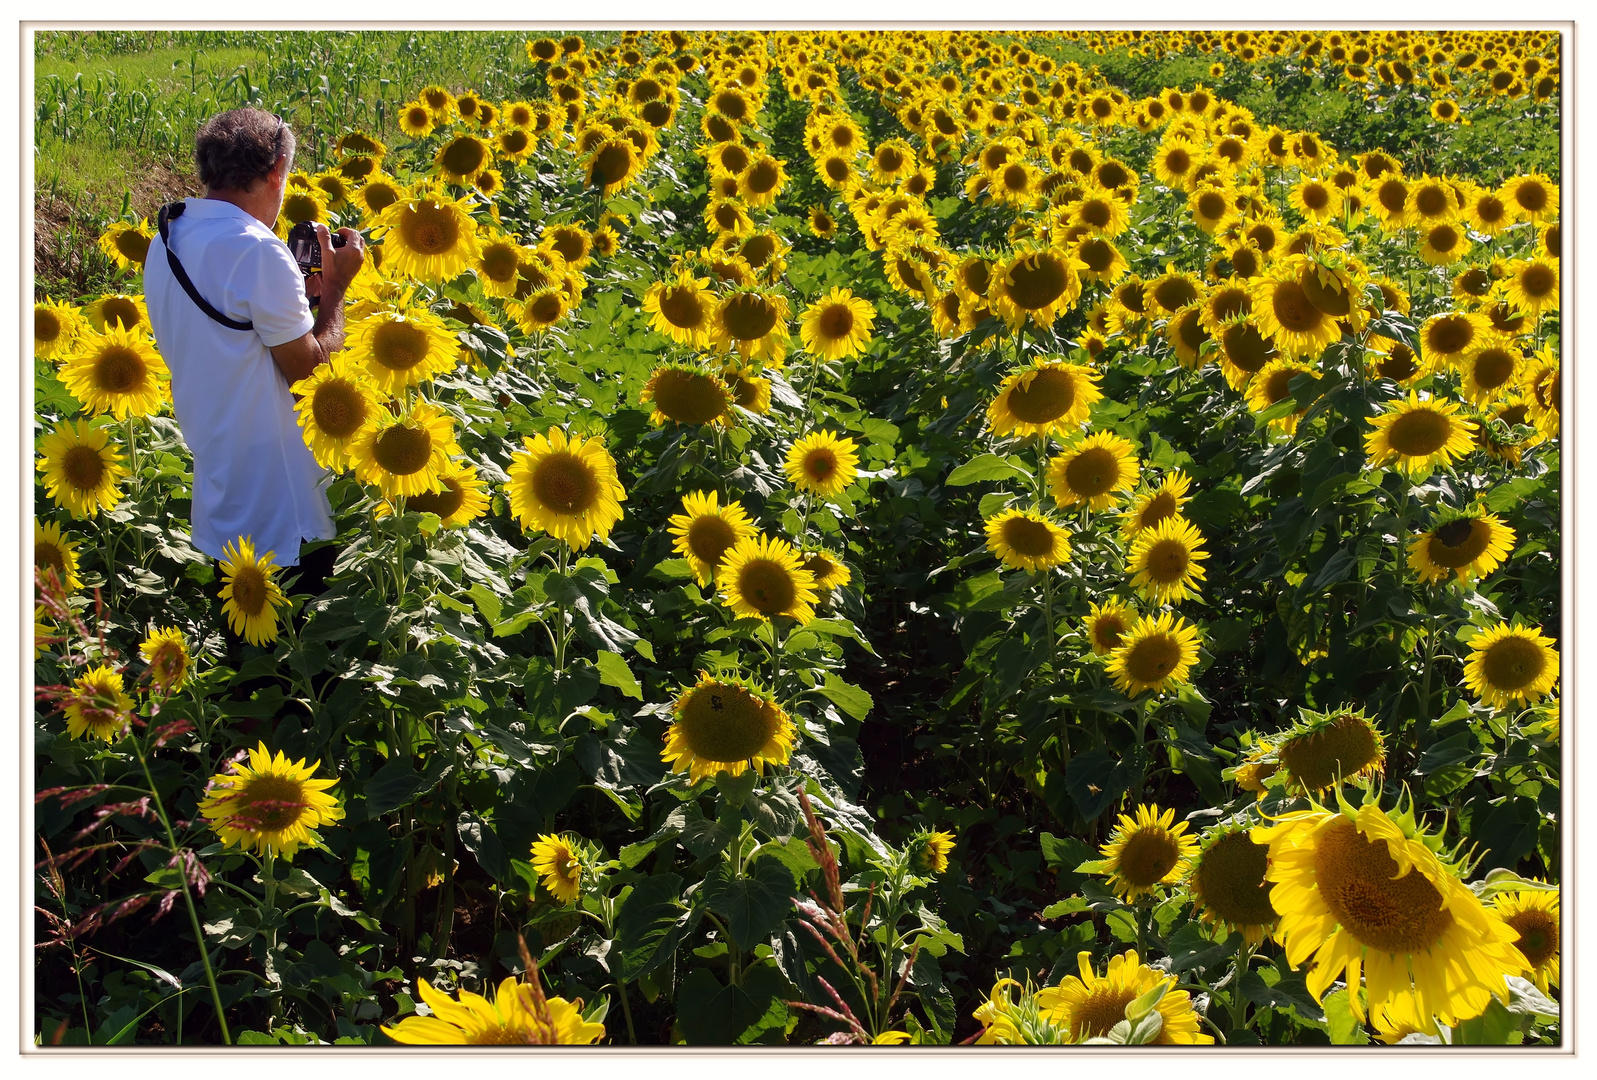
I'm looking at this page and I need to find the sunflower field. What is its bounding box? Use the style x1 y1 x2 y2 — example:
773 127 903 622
32 27 1563 1048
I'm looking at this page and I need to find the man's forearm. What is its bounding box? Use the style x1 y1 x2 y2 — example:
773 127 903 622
312 281 348 358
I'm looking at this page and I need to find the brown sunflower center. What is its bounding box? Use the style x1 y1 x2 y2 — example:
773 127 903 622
1313 816 1454 953
1144 537 1191 583
746 159 781 195
116 230 152 263
1377 343 1419 381
824 156 851 184
1078 239 1115 274
713 91 749 122
1474 195 1506 224
590 143 635 187
481 244 521 284
150 642 186 683
1457 268 1492 297
311 380 369 439
803 449 838 482
1480 635 1549 693
1196 191 1229 221
1064 447 1121 497
1301 272 1352 317
741 235 777 267
92 346 148 393
876 146 905 174
1513 181 1549 215
1117 825 1183 887
228 564 268 618
737 558 797 615
1164 148 1191 175
1427 518 1490 567
440 137 488 178
1176 311 1209 353
1194 831 1277 929
99 297 141 330
686 515 737 567
234 774 308 833
1006 253 1071 311
63 445 108 492
1000 516 1057 558
1138 490 1179 530
1069 987 1140 1041
1153 276 1199 312
372 424 435 476
36 542 67 574
678 682 781 764
817 303 854 341
1302 183 1331 211
720 294 779 341
1001 370 1074 427
370 321 430 372
1223 322 1275 373
1123 633 1182 683
1263 367 1298 405
1376 180 1409 215
531 451 600 515
1521 264 1556 299
1504 909 1558 968
282 193 320 225
36 308 63 343
1427 225 1461 253
651 369 728 425
363 183 400 214
1386 408 1453 457
399 202 461 256
1271 280 1326 334
1470 347 1517 391
1279 715 1382 791
1097 161 1129 188
525 292 565 326
406 477 466 520
1092 612 1129 651
1426 315 1476 356
1414 186 1449 218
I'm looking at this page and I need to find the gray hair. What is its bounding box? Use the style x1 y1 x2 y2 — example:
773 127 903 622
194 107 296 192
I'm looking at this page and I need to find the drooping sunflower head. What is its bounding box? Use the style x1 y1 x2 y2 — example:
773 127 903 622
641 363 733 427
505 427 627 551
783 429 861 500
984 508 1072 574
1048 430 1140 512
1105 611 1202 697
97 219 154 272
83 292 150 335
197 742 343 859
530 833 584 905
663 671 795 784
989 244 1085 331
1274 708 1386 795
1492 886 1560 994
1364 392 1476 479
908 829 956 875
34 298 87 360
1407 508 1515 586
140 626 191 694
801 550 852 593
62 665 133 742
34 518 83 594
1187 824 1279 945
1463 621 1559 711
1084 598 1136 655
987 359 1102 439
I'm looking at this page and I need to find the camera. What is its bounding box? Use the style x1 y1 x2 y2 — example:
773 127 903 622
285 219 348 276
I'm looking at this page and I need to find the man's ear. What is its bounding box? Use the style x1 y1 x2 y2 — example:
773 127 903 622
270 153 292 186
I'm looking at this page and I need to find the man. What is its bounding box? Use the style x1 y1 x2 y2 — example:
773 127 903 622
145 107 364 587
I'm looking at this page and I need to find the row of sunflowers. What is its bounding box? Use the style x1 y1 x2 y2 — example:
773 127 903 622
34 27 1558 1046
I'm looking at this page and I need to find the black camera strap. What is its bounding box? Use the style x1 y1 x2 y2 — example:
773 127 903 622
157 201 255 332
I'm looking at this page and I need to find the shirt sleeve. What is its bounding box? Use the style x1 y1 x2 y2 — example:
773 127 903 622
242 234 316 348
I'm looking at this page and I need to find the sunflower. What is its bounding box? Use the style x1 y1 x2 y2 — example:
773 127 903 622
987 360 1101 441
737 154 787 208
1048 431 1139 511
807 204 838 239
1081 598 1136 656
1521 348 1560 439
1251 258 1344 359
802 549 851 593
370 189 482 283
1091 801 1201 903
140 626 191 693
1106 611 1201 697
1144 266 1203 315
585 138 644 196
36 419 128 520
350 403 460 500
219 536 291 647
1245 358 1316 435
1498 173 1558 222
988 245 1085 331
1274 709 1386 796
514 288 573 336
1127 516 1209 606
83 292 150 334
61 665 133 742
97 219 154 272
1503 257 1559 317
397 99 436 137
384 975 603 1046
473 235 528 300
378 459 490 530
1493 887 1560 994
1418 310 1490 371
1165 305 1211 369
273 184 328 240
1364 393 1476 479
718 534 818 625
662 671 796 783
529 834 583 905
1462 622 1559 711
784 430 860 500
1187 825 1279 945
503 427 626 550
1252 793 1528 1026
984 508 1072 574
1152 140 1202 189
1407 509 1515 586
710 288 791 367
34 518 83 594
287 355 381 471
1289 176 1343 223
198 742 343 859
1453 337 1523 407
641 363 733 427
1369 992 1439 1044
799 287 876 361
34 298 86 360
727 370 773 415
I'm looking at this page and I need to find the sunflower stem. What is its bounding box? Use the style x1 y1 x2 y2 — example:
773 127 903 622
132 742 231 1045
1228 937 1255 1034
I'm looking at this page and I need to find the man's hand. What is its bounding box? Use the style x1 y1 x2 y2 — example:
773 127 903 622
270 224 365 386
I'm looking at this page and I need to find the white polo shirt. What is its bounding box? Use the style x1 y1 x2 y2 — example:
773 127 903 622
144 197 335 567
